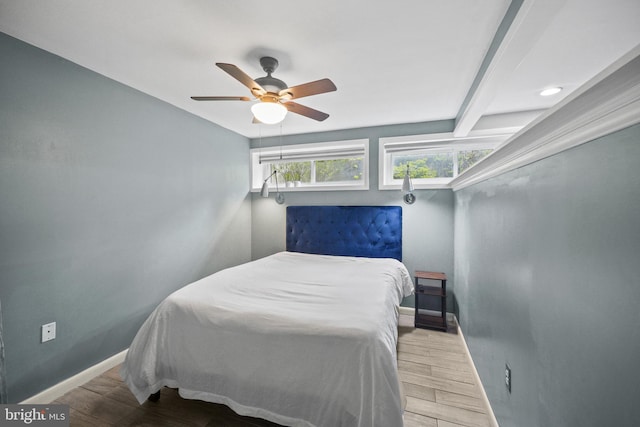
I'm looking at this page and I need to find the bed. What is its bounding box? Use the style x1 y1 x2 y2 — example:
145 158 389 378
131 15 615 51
121 205 413 427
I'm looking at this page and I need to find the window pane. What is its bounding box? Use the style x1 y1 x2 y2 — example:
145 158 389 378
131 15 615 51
274 161 311 183
392 153 454 179
316 158 363 182
458 149 492 174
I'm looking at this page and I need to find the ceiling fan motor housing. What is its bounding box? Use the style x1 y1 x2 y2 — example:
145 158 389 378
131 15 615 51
255 57 288 93
259 56 279 74
255 76 287 93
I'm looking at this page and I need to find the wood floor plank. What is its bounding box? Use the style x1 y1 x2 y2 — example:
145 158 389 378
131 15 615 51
406 396 490 427
403 410 438 427
438 420 472 427
398 342 429 355
435 390 487 414
399 326 459 341
102 383 140 408
398 359 433 377
399 338 463 354
399 371 482 398
427 348 469 362
116 407 202 426
398 351 473 373
68 408 111 427
81 376 122 396
103 365 124 382
399 324 464 342
401 381 437 402
399 327 460 341
419 339 467 354
431 365 476 385
56 387 138 425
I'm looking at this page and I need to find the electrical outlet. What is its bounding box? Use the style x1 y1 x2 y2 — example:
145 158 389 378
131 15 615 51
42 322 56 343
505 364 512 393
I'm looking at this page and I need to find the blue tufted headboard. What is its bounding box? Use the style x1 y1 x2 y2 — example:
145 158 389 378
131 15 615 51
286 206 402 261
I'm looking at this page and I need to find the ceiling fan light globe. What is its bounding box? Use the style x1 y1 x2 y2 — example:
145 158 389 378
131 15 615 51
251 102 287 125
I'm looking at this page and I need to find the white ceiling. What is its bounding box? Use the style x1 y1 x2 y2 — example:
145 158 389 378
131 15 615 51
1 0 639 138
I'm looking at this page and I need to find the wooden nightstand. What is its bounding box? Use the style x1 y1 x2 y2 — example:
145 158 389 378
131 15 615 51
414 270 447 331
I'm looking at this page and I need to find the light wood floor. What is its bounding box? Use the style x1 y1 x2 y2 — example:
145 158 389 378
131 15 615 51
397 316 493 427
53 316 493 427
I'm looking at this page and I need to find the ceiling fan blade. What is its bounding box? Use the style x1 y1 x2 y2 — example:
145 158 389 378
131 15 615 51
285 101 330 121
191 96 251 101
280 78 337 100
216 63 266 97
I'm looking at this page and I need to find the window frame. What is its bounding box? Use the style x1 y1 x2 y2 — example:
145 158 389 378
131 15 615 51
250 139 370 192
379 132 509 190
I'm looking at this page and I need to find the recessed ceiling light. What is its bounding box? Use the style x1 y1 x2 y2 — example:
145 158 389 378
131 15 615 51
540 87 562 96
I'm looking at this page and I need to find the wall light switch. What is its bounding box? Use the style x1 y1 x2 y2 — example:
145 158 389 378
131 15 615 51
42 322 56 343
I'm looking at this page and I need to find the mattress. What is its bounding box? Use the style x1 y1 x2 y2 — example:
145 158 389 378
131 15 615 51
121 251 413 427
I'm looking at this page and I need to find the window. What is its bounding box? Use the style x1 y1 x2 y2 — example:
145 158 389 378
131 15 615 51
251 139 369 192
379 133 509 189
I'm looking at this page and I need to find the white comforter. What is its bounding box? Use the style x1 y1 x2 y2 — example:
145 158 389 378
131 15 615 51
121 251 413 427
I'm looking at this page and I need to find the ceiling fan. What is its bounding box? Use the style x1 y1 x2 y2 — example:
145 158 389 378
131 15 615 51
191 56 337 124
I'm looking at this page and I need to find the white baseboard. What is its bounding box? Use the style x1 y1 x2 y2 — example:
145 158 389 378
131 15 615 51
20 349 128 404
456 319 500 427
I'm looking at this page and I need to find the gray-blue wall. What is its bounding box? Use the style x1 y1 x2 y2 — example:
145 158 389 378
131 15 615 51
454 124 640 426
250 124 456 309
0 33 252 402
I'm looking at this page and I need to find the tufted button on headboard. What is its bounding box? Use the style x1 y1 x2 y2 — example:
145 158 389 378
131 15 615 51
286 206 402 261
